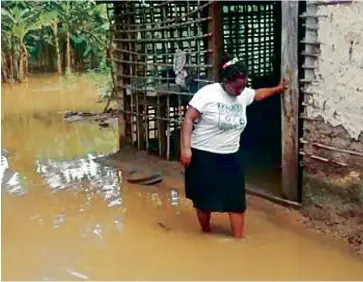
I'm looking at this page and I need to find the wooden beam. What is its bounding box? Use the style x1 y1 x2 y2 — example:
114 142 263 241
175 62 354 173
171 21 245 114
280 1 299 201
114 2 132 149
207 1 222 81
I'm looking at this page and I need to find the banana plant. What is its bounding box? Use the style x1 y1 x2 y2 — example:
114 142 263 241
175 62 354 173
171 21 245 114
1 1 41 82
37 6 62 73
1 0 111 83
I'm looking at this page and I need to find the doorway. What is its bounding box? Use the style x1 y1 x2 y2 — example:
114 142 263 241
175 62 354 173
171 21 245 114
221 1 283 196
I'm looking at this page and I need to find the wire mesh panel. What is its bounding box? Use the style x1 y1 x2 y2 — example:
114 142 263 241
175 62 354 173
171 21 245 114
221 1 281 85
113 1 215 160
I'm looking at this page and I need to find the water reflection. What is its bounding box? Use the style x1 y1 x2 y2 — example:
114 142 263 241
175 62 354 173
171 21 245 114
170 188 179 207
1 149 28 196
35 152 123 208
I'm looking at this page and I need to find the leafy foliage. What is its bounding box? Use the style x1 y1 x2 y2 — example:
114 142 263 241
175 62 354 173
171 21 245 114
1 0 111 82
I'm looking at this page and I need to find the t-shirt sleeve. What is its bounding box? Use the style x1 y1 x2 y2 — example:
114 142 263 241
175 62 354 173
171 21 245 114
188 87 209 113
245 87 256 106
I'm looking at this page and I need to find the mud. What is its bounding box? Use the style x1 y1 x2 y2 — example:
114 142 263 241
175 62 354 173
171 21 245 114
302 173 363 258
2 74 363 281
301 116 363 257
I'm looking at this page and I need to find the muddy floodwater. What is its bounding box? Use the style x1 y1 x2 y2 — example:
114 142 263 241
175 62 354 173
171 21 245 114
1 74 363 281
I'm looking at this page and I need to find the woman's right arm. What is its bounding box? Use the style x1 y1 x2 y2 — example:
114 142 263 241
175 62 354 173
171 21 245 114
180 106 200 167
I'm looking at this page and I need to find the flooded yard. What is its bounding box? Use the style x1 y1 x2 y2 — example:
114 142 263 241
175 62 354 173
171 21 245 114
1 74 363 280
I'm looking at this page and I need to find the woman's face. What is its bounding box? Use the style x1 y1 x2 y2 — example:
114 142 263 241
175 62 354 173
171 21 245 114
223 74 248 96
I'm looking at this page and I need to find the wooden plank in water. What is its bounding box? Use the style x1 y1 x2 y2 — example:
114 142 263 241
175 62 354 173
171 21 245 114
246 185 301 210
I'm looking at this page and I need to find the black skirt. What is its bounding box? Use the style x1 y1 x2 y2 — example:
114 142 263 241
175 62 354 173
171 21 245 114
184 148 246 213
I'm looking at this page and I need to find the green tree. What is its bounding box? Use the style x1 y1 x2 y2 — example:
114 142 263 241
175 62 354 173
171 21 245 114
1 1 41 82
1 0 110 83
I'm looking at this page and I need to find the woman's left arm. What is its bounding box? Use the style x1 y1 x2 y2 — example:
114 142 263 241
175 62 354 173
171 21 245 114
254 78 288 101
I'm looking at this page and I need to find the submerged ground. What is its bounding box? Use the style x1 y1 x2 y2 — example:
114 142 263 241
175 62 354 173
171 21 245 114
1 74 363 280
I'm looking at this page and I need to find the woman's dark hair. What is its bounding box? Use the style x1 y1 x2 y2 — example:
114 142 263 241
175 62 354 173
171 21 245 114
219 51 249 82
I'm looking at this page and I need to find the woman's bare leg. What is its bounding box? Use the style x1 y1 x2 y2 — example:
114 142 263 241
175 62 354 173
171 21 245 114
228 212 245 239
196 209 211 232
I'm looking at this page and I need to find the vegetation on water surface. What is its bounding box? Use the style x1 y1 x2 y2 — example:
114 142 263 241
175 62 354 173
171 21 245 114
1 1 112 83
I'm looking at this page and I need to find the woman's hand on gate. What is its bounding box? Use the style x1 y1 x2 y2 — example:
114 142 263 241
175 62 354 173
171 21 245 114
181 147 192 167
277 77 288 92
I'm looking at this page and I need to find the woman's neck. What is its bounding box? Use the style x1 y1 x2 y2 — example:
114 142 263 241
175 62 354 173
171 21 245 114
220 82 235 97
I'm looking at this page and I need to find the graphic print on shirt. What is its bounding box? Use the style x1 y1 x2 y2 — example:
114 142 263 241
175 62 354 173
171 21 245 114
217 102 246 131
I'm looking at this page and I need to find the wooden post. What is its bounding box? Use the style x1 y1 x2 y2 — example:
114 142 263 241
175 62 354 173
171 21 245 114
117 63 127 149
280 1 299 201
207 1 222 81
114 2 131 150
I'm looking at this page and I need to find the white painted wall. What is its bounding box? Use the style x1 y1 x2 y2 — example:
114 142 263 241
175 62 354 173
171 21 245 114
305 1 363 140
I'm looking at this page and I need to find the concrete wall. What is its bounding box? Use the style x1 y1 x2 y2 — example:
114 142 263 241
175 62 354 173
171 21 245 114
301 1 363 201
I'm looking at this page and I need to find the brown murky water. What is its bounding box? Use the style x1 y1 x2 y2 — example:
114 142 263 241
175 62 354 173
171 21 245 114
2 74 363 281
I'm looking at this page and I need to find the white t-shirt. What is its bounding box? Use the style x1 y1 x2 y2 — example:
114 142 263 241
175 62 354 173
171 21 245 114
189 83 256 154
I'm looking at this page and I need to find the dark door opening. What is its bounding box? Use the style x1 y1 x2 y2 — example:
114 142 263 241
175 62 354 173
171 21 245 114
221 1 283 196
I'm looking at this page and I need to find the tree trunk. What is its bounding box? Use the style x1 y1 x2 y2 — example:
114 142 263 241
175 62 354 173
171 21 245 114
22 41 29 81
11 38 19 81
13 54 19 81
52 20 62 74
1 52 9 83
8 52 14 82
18 39 28 82
65 31 71 74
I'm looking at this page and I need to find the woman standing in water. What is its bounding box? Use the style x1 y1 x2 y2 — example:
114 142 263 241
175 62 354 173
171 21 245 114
181 53 287 239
